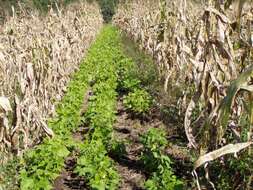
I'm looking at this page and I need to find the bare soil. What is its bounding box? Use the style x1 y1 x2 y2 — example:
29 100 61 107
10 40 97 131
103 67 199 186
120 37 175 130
53 128 88 190
53 93 192 190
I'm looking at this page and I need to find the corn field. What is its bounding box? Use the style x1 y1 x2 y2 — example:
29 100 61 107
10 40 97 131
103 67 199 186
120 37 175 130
114 0 253 188
0 1 103 162
1 0 253 189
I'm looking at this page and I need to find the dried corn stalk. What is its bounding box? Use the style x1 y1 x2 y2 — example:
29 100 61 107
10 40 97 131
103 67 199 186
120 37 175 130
114 0 253 188
0 1 103 162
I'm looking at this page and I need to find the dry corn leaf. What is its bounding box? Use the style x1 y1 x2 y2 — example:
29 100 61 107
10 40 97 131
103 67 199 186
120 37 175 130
0 97 12 113
194 141 252 170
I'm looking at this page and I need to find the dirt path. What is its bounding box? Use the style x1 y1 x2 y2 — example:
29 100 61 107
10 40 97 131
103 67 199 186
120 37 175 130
53 156 87 190
53 89 92 190
112 99 146 190
52 30 192 190
53 128 88 190
52 98 191 190
110 98 166 190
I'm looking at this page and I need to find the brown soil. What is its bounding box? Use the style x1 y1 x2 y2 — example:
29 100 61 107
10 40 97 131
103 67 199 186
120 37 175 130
111 97 193 189
111 99 148 190
53 156 87 190
53 127 88 190
53 89 92 190
53 96 191 190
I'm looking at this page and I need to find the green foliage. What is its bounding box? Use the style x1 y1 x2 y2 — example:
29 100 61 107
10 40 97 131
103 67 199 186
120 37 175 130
123 89 152 114
213 113 253 189
83 26 121 145
121 78 141 91
0 157 20 190
212 152 253 190
16 24 181 190
18 25 113 190
97 0 119 22
74 26 123 189
117 58 141 92
140 128 183 190
75 140 120 190
85 79 117 131
109 139 127 159
31 0 82 11
120 32 159 89
85 82 117 144
31 0 52 11
145 168 183 190
20 137 70 190
140 128 169 172
20 25 127 190
1 0 81 13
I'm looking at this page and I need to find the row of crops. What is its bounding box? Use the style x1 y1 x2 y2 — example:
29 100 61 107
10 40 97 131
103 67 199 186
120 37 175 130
70 25 183 190
1 0 253 189
1 24 185 189
20 26 123 190
113 0 253 189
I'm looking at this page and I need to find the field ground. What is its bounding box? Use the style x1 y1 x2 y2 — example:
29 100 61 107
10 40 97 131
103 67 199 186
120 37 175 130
49 27 193 190
1 0 253 189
